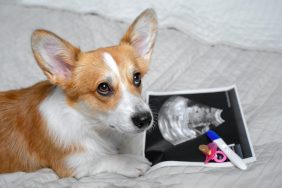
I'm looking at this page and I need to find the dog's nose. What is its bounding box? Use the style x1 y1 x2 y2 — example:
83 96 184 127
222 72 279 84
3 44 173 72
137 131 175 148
131 112 152 129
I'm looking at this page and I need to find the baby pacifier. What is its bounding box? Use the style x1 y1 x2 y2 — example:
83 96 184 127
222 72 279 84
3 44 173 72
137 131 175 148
199 142 227 163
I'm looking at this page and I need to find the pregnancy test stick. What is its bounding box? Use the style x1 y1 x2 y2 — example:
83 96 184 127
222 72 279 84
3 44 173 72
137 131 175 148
206 130 247 170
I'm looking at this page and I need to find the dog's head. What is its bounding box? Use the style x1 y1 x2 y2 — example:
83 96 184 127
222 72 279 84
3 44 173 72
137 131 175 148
31 9 157 134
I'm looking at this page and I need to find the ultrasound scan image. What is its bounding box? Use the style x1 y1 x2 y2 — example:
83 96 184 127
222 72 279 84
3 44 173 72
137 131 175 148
158 96 225 145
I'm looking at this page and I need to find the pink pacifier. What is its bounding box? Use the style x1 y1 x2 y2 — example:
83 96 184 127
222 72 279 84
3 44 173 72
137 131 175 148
199 142 227 163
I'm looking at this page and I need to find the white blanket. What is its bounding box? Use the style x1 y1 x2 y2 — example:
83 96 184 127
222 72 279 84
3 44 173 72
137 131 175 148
0 2 282 188
21 0 282 52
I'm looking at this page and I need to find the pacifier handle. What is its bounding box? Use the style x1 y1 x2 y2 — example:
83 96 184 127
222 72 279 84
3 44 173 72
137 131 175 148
213 151 227 163
199 143 227 164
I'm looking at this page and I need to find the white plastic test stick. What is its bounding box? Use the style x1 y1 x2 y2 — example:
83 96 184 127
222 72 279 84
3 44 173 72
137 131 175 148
206 130 247 170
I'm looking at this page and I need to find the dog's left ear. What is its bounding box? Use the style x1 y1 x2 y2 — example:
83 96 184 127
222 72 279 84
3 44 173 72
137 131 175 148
120 9 158 63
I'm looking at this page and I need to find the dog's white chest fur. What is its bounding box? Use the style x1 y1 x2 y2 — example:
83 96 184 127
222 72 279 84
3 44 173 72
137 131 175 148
39 87 120 151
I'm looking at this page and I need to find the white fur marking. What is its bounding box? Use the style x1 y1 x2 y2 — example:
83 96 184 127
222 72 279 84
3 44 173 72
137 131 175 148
103 53 120 77
39 87 116 150
39 88 88 147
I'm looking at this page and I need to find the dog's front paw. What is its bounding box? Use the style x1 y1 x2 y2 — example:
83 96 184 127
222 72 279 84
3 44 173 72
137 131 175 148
116 154 151 177
77 154 152 178
94 154 151 177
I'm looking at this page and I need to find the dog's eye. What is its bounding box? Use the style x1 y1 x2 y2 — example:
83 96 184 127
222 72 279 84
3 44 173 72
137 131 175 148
133 72 141 87
97 83 112 96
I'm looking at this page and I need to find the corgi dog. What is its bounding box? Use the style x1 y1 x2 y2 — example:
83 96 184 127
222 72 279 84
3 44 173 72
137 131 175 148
0 9 157 178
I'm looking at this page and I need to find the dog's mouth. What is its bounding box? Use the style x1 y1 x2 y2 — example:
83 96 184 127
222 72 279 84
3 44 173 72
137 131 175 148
109 124 150 134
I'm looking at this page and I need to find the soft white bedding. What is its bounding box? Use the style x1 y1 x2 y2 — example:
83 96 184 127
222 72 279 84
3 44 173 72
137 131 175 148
0 1 282 188
21 0 282 52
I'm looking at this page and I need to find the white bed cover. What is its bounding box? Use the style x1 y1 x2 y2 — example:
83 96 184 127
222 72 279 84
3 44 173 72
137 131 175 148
0 1 282 187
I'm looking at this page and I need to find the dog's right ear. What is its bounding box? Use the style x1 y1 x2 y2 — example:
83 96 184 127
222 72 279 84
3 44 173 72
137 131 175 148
31 30 80 88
